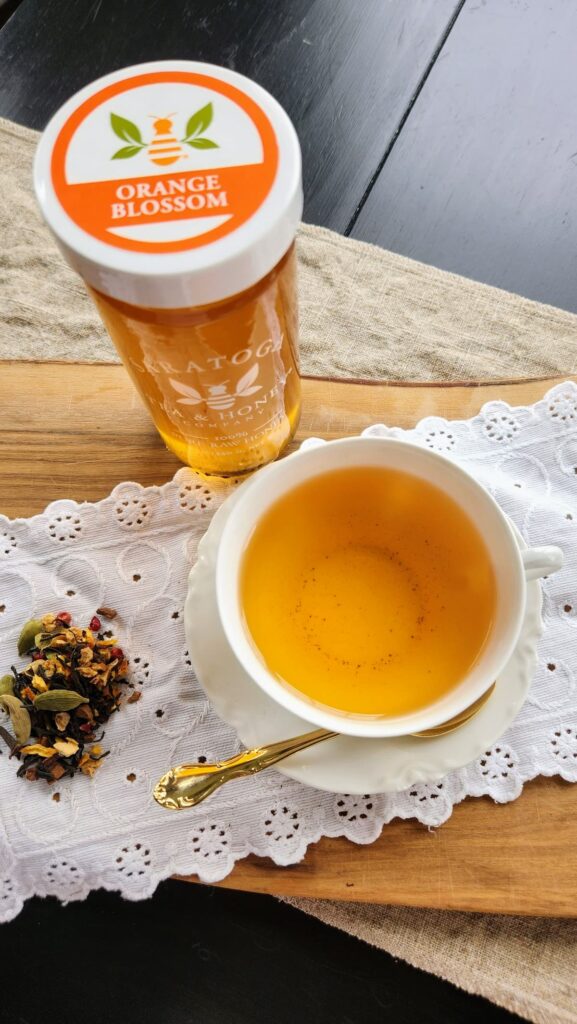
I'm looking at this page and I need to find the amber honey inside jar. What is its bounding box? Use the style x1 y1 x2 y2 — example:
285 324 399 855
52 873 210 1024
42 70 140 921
90 245 300 475
34 60 303 475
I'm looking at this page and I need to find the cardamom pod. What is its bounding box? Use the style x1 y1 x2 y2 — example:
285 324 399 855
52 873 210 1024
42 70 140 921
17 619 43 656
33 689 89 712
0 694 32 744
0 674 14 696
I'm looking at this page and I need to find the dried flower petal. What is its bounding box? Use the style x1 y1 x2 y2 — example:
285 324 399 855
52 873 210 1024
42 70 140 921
79 753 102 777
53 738 79 757
31 675 48 692
72 628 94 645
127 690 142 704
79 665 98 679
54 712 70 732
50 632 74 648
20 743 57 758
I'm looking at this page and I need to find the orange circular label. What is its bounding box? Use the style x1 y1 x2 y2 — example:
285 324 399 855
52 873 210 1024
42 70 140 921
51 71 279 254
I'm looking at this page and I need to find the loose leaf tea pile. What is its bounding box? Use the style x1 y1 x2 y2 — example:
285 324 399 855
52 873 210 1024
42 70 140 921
0 609 134 783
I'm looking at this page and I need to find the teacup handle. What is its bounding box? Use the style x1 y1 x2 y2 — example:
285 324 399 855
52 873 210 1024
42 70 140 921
522 546 564 581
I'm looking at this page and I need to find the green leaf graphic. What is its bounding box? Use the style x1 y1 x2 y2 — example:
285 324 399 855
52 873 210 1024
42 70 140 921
110 113 143 145
112 144 144 159
185 137 219 149
184 103 213 140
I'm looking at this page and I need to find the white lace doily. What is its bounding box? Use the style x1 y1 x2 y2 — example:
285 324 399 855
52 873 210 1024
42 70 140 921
0 381 575 921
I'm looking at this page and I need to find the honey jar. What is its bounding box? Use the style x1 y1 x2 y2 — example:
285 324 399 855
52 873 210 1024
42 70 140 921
34 61 303 474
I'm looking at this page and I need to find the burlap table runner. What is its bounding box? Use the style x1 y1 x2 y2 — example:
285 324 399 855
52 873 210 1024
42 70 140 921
1 116 576 1023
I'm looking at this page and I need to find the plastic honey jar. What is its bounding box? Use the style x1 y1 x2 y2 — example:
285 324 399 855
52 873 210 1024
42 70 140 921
34 61 303 475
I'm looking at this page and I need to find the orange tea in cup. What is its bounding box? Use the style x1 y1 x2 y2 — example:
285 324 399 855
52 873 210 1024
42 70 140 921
34 60 303 474
241 466 497 716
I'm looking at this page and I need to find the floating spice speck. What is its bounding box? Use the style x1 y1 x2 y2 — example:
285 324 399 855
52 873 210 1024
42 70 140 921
0 610 134 784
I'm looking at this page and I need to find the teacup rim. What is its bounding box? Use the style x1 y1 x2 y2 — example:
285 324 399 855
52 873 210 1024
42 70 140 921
215 435 527 738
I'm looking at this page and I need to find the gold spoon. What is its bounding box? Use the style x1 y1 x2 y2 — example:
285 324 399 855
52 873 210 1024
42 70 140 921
411 682 496 738
154 728 336 810
153 684 496 811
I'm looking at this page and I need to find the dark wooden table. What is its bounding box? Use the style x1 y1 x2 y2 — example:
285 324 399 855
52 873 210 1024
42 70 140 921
1 0 567 1020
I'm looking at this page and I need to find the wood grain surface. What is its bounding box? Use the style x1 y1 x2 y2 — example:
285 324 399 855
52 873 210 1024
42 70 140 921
0 0 460 232
213 776 576 915
352 0 577 312
0 361 566 517
1 359 575 917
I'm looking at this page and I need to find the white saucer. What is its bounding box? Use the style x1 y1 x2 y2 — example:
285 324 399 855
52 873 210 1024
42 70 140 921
184 476 543 795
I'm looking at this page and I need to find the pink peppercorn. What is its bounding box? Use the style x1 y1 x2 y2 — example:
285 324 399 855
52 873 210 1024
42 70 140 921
110 647 124 660
56 611 72 625
89 616 101 631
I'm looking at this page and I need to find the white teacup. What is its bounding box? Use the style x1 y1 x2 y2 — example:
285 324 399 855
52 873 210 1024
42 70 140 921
216 437 563 738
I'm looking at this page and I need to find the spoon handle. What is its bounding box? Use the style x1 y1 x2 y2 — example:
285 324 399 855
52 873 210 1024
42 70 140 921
153 728 337 810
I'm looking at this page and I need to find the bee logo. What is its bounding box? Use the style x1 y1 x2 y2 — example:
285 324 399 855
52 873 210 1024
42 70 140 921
147 115 185 166
110 104 219 164
169 365 262 411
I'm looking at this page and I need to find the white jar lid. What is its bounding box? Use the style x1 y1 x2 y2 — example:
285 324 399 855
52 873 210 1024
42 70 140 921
34 61 302 308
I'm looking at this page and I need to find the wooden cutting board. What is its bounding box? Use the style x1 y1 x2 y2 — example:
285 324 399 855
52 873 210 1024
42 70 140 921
1 361 575 917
